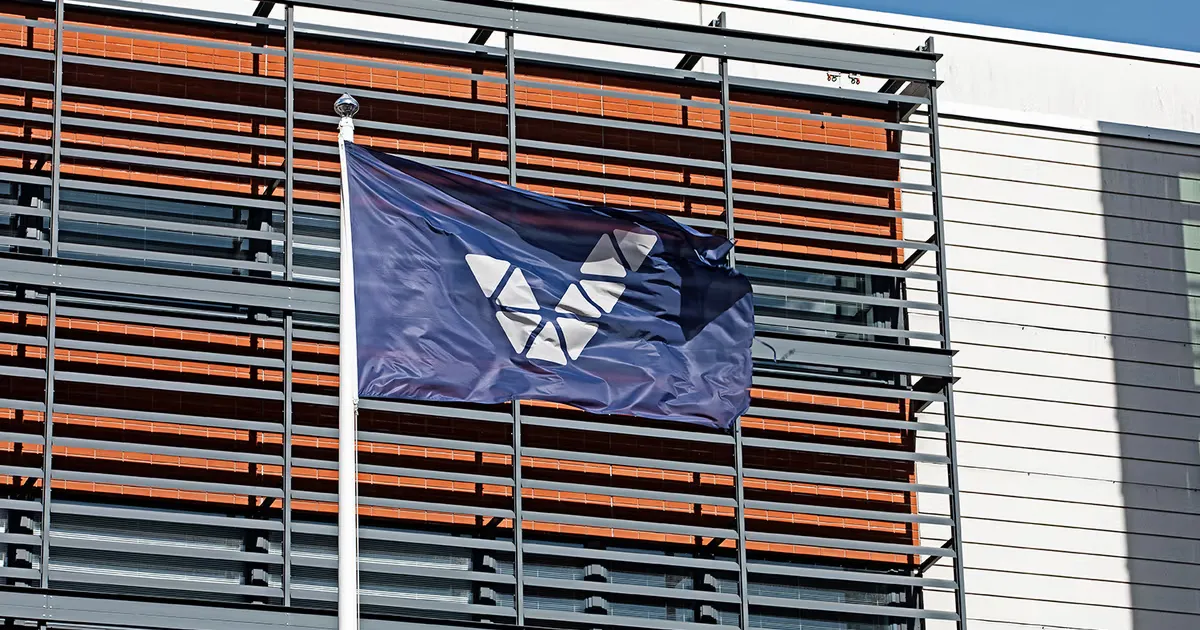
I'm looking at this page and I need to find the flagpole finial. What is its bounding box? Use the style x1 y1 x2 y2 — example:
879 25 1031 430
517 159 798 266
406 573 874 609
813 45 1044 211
335 94 359 143
334 93 360 119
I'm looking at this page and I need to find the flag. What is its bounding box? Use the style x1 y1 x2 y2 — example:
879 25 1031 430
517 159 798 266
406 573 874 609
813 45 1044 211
343 142 753 429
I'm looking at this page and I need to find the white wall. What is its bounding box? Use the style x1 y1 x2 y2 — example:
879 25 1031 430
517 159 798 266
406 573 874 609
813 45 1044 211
907 114 1200 630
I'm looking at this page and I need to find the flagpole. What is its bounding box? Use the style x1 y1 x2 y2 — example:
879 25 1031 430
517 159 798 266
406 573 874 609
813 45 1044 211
334 93 361 630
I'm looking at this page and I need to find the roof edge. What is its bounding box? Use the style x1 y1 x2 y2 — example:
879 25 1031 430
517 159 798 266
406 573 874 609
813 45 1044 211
701 0 1200 68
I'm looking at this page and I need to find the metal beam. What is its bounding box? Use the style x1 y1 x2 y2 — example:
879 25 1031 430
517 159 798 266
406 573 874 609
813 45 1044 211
285 2 296 283
38 292 55 590
289 0 938 80
40 0 64 590
283 312 294 606
754 336 953 377
733 427 750 630
505 30 525 627
674 14 723 70
50 0 63 256
282 11 296 604
0 589 336 630
926 36 969 630
252 1 275 18
0 256 339 314
467 28 492 45
879 40 937 120
917 539 956 575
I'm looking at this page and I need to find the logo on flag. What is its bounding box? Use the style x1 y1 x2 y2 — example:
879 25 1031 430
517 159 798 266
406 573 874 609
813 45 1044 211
465 229 657 366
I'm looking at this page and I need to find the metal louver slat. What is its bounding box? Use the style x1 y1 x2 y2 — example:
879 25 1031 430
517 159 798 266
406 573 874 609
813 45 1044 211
52 502 285 532
292 522 515 553
524 576 742 604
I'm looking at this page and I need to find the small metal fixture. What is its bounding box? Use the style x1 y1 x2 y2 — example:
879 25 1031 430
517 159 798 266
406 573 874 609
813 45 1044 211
334 93 359 119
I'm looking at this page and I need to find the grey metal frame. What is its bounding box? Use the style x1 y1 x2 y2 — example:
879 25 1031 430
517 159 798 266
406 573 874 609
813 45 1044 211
0 1 963 629
924 37 970 626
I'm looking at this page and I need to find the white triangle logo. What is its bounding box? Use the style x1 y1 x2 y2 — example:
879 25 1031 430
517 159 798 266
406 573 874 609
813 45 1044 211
466 230 657 365
465 254 509 297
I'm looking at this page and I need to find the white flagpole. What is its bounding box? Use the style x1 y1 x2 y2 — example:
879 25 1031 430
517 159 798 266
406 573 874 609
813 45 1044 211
334 93 361 630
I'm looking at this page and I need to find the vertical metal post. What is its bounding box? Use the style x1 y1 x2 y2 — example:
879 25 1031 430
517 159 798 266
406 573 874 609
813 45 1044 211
40 0 65 589
733 427 750 630
717 12 733 251
506 32 517 187
713 13 748 629
511 398 524 625
49 0 63 256
282 314 293 606
505 30 525 626
282 4 296 608
39 293 55 589
925 37 968 630
284 4 295 282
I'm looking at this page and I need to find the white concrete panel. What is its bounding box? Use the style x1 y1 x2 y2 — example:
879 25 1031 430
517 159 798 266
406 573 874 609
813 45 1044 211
955 491 1200 540
963 519 1200 566
938 172 1191 222
924 269 1194 322
919 116 1200 171
953 418 1200 468
944 222 1193 275
911 150 1186 201
951 343 1197 393
927 440 1137 485
538 0 701 22
927 590 1192 630
919 471 1200 537
936 270 1126 313
910 291 1116 338
943 199 1109 240
912 315 1119 361
932 196 1200 254
911 314 1200 372
79 0 262 19
945 247 1192 298
965 567 1200 615
912 290 1199 346
952 366 1200 418
292 6 474 43
514 34 684 68
940 392 1200 441
930 136 1200 193
959 542 1200 588
937 146 1199 201
939 621 1088 630
951 466 1183 515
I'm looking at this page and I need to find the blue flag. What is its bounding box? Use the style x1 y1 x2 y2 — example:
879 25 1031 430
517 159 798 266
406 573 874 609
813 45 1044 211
345 142 753 430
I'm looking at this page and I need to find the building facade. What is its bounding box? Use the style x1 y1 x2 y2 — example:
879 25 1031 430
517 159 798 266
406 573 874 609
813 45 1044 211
9 1 1196 630
0 0 962 628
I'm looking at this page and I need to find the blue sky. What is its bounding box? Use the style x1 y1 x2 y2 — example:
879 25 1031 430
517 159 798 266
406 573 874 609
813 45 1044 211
805 0 1200 52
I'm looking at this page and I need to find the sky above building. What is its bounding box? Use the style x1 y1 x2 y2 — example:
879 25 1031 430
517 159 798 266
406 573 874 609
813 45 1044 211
806 0 1200 52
